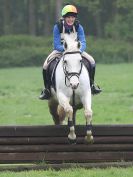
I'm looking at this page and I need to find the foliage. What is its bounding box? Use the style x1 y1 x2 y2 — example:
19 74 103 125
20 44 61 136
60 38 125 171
0 0 133 41
105 0 133 41
0 35 52 67
73 0 101 13
0 35 133 68
87 36 133 63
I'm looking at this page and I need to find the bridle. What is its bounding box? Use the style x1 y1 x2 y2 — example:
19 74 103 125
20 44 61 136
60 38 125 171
62 51 83 87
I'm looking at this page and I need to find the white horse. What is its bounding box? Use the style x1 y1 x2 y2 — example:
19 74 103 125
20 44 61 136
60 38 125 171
48 33 93 143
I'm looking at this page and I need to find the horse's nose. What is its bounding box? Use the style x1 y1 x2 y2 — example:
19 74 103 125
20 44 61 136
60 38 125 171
70 76 79 90
70 82 79 90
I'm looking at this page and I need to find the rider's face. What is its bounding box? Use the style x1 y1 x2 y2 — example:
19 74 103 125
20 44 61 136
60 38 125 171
65 16 76 26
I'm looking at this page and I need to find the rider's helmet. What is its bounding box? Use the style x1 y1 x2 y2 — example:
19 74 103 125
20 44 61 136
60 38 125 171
61 5 78 18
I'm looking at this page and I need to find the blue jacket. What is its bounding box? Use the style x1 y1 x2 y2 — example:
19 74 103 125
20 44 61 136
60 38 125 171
53 24 86 53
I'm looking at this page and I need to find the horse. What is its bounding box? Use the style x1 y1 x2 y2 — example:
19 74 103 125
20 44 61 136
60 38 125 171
48 33 93 143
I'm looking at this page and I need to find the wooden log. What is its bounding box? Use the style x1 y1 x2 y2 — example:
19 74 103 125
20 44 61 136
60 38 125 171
0 125 133 137
0 152 133 163
39 152 133 163
0 136 133 145
94 136 133 144
0 152 44 163
0 125 68 137
0 137 70 145
0 162 133 171
0 125 132 165
0 144 133 153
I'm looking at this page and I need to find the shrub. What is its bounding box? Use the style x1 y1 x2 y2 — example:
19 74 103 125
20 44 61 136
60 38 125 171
86 36 133 63
0 35 132 68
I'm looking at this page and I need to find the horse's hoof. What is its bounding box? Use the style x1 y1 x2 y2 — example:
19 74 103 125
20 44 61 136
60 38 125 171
85 135 94 144
68 138 77 144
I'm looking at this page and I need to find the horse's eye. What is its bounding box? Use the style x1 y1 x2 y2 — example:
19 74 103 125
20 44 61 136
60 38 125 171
80 59 82 63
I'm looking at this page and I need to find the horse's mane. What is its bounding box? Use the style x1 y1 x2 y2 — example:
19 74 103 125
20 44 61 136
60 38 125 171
63 33 80 52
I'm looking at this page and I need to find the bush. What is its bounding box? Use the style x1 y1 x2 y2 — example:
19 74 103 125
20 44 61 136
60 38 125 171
0 35 52 67
0 35 133 68
86 36 133 63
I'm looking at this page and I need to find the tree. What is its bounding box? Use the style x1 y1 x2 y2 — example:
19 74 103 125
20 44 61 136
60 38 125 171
105 0 133 41
0 0 132 40
3 0 12 34
70 0 105 37
55 0 63 20
28 0 36 35
42 0 51 35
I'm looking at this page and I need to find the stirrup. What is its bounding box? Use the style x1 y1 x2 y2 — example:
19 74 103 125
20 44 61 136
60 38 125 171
91 84 102 95
39 89 51 100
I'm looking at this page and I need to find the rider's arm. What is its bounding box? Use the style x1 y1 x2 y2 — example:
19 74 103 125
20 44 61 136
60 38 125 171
53 25 64 52
77 24 86 53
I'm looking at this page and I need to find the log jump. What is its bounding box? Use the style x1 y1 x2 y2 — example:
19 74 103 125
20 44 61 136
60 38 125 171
0 124 133 170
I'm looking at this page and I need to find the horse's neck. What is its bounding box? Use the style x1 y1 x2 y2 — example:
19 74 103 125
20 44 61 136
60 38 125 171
64 34 79 52
64 33 77 42
61 32 77 43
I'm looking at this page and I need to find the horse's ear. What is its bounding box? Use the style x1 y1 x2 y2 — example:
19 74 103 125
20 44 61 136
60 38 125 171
77 41 81 49
64 42 68 50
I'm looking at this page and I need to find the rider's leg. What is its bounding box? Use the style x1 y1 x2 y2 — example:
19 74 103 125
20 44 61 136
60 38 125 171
90 63 102 94
39 69 51 100
39 50 62 100
82 52 102 95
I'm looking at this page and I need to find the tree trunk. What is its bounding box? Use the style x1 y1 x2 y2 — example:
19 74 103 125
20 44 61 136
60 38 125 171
94 12 103 38
28 0 36 35
3 0 11 34
55 0 63 20
43 0 51 35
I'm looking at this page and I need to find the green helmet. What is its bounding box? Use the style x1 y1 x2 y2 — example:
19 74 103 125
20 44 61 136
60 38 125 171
61 5 78 17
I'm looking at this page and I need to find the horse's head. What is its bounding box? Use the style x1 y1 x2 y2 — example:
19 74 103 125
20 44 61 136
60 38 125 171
62 34 82 90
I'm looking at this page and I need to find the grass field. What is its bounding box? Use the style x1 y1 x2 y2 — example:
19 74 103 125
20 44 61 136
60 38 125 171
0 63 133 125
0 167 132 177
0 63 133 176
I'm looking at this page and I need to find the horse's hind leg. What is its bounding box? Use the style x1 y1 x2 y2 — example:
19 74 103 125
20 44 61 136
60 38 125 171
57 105 66 124
48 99 60 125
48 99 66 125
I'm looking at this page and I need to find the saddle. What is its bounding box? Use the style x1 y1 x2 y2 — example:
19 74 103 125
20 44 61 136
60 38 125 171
82 57 91 80
46 58 60 91
46 57 91 91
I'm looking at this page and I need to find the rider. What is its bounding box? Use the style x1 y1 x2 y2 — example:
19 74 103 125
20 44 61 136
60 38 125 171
39 4 102 100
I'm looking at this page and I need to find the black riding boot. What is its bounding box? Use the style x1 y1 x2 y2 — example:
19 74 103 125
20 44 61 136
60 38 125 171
90 64 102 95
39 69 51 100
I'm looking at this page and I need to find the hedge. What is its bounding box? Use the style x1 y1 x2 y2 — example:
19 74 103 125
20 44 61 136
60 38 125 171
0 35 132 68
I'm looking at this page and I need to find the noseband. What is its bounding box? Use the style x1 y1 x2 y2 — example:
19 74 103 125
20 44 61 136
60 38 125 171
63 51 83 87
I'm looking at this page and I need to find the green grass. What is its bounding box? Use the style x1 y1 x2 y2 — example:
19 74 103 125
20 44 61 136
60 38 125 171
0 167 133 177
0 63 133 125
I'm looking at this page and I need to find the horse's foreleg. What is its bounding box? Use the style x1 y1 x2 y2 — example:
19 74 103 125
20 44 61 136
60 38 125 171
57 92 76 143
64 103 77 142
84 109 94 143
82 92 94 144
67 108 76 143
